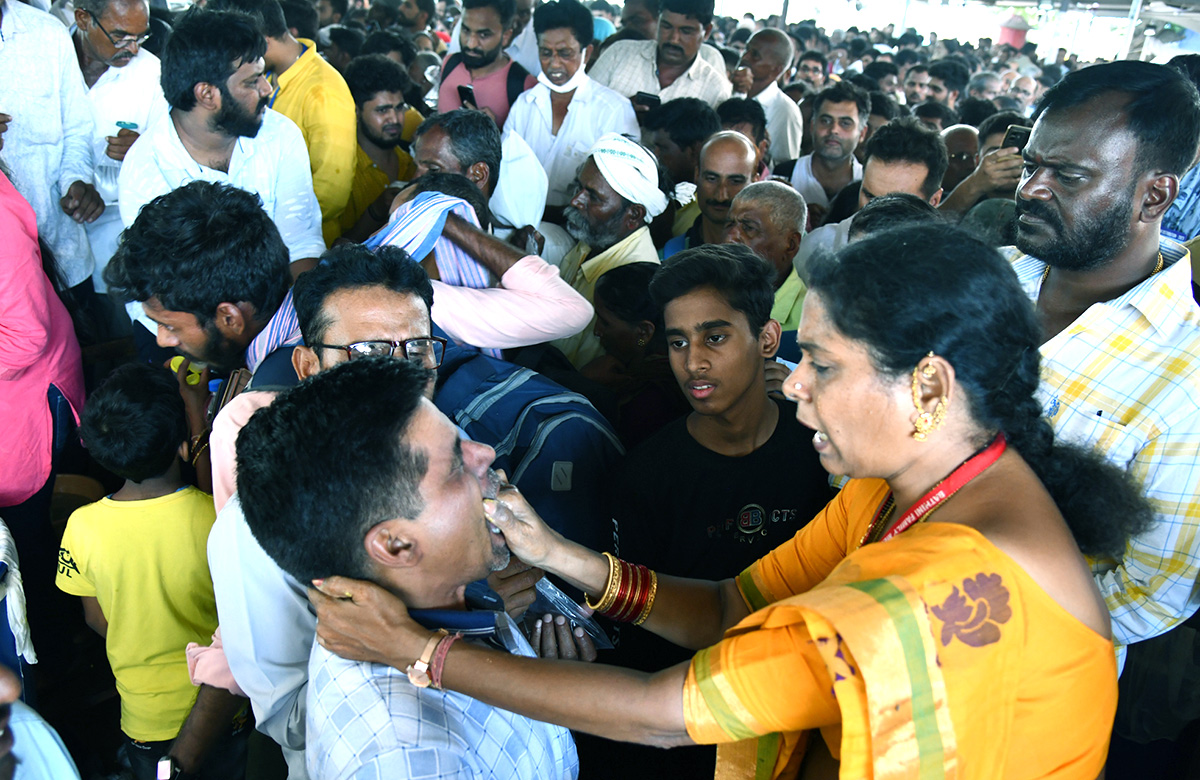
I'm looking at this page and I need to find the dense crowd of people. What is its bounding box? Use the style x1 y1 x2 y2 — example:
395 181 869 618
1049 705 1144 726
2 0 1200 777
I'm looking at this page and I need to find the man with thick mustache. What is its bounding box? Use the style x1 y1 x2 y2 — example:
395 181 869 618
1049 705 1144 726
1001 61 1200 675
663 131 757 258
588 0 730 112
118 7 325 290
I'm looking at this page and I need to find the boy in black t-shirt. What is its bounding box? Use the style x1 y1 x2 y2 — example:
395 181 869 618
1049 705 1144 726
574 244 832 780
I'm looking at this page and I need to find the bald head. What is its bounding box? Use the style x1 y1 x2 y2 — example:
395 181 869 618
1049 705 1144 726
696 131 759 226
1009 76 1037 109
940 124 979 193
750 29 793 70
739 28 794 95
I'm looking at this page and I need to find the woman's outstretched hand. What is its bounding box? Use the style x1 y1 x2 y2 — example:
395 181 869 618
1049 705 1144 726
484 484 564 570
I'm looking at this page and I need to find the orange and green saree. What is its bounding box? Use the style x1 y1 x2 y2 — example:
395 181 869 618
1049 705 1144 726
682 479 1116 780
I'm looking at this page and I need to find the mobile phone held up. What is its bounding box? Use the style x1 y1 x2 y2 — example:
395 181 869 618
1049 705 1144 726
1001 124 1032 154
632 91 661 110
457 84 477 108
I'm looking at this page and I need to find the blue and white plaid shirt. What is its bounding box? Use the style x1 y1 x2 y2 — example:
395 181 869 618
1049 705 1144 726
306 640 579 780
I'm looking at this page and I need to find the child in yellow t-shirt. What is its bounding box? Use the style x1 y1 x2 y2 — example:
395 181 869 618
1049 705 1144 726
55 363 246 780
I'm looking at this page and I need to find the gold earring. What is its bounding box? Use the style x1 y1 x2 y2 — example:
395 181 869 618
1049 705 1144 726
913 396 948 441
911 355 947 442
636 338 646 347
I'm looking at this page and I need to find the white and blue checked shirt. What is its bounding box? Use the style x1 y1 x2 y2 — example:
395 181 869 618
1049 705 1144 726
307 642 579 780
1004 238 1200 671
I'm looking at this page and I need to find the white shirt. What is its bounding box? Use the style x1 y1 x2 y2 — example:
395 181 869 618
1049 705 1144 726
209 494 314 779
83 46 169 205
446 17 541 77
0 0 96 287
118 108 326 262
788 153 862 211
308 644 578 780
754 81 804 165
588 39 731 107
503 77 639 207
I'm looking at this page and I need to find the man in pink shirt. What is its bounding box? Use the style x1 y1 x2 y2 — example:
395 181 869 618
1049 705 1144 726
437 0 537 126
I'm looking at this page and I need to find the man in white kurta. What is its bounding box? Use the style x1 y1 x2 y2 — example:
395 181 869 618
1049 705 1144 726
0 0 99 289
503 0 638 208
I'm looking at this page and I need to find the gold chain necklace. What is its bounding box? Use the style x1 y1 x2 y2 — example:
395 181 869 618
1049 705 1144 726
1041 252 1164 285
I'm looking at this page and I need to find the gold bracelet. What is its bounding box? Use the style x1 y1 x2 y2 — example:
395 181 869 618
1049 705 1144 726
633 570 658 626
190 440 209 468
584 552 620 613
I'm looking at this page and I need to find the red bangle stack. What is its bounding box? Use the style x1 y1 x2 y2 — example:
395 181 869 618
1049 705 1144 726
584 552 659 625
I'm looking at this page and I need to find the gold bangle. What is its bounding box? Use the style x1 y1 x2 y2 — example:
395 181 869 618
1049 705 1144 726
633 570 658 626
584 552 619 612
190 440 209 468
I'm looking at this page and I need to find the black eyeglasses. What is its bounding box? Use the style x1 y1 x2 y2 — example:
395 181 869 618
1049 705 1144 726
310 337 448 367
88 11 152 49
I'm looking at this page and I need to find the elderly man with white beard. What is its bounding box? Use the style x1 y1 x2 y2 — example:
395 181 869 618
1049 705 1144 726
551 133 673 368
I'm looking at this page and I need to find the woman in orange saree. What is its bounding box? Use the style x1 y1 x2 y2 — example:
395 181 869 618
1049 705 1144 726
309 228 1152 780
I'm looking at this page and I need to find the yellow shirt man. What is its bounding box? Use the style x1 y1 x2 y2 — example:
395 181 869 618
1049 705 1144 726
338 144 418 237
271 39 357 245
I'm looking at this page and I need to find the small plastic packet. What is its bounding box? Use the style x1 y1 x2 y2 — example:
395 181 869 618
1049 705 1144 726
521 577 614 650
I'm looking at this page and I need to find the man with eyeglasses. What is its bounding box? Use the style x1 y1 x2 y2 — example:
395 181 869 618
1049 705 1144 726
0 0 103 307
71 0 168 325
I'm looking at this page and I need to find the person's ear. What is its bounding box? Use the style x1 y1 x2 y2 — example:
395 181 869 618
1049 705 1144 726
703 22 713 39
195 81 222 112
467 161 490 191
928 187 943 207
74 7 91 30
624 203 647 232
293 345 322 380
759 318 782 358
364 520 420 569
912 352 957 416
583 43 594 63
785 230 803 262
636 320 655 345
1140 173 1179 222
214 302 248 338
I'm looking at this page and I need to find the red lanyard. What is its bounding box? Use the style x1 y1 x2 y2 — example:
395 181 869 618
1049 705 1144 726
866 434 1008 545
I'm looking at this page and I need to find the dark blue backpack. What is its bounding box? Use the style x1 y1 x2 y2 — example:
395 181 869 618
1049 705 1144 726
435 344 625 553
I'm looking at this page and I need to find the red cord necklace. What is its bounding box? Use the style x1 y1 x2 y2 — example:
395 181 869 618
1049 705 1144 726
859 434 1008 547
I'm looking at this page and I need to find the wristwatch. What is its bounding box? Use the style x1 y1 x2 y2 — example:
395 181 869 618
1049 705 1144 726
406 629 448 688
157 757 181 780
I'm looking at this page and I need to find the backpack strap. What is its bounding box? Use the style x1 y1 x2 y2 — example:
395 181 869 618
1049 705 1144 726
440 52 465 89
505 59 530 107
245 344 302 393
